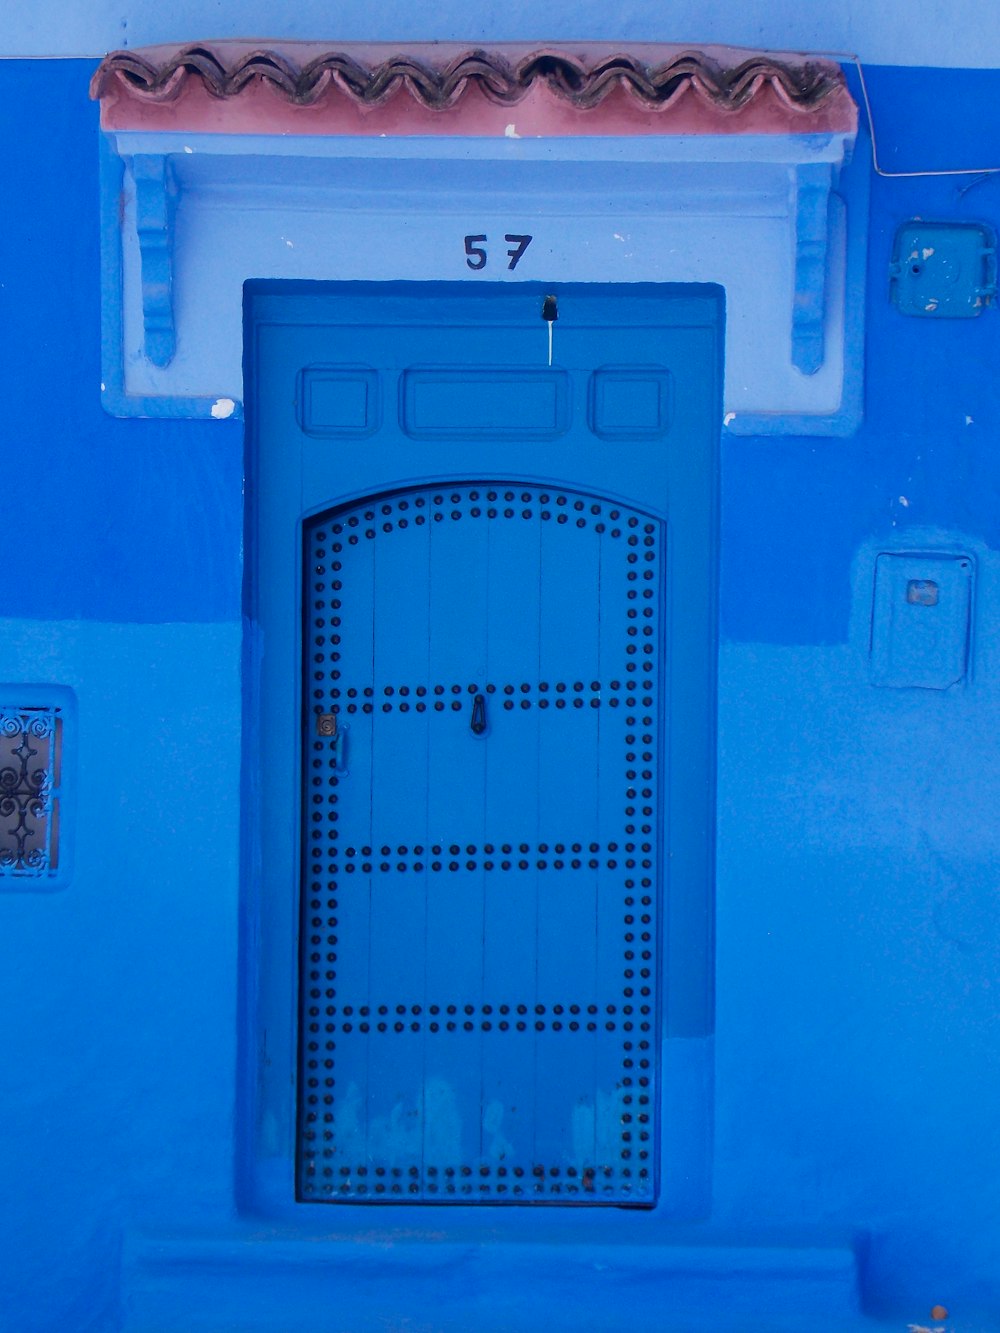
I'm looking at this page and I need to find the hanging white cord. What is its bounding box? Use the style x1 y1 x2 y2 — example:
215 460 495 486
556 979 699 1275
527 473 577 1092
853 56 1000 178
817 50 1000 179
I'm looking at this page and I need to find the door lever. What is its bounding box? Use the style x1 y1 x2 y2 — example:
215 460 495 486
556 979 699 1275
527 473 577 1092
471 693 487 736
317 711 349 771
333 724 349 772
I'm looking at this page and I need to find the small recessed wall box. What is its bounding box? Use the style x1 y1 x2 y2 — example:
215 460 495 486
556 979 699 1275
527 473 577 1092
889 221 997 317
870 552 973 689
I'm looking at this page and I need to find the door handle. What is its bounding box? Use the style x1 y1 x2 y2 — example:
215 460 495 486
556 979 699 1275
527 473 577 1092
471 693 487 736
318 712 349 772
334 724 349 773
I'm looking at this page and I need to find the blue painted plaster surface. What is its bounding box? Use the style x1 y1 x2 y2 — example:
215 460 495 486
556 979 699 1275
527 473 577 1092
99 130 859 425
1 55 1000 1332
0 617 241 1333
1 63 241 623
3 0 1000 68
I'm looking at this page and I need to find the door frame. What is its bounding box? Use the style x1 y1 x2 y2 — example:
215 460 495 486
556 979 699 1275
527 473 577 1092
239 279 722 1233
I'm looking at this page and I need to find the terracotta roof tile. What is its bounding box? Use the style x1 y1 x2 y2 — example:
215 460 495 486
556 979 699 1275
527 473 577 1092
91 43 845 113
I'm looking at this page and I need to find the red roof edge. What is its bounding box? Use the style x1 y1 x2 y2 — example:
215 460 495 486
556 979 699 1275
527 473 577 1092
91 42 857 137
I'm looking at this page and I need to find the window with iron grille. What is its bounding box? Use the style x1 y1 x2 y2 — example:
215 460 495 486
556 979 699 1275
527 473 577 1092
0 706 63 881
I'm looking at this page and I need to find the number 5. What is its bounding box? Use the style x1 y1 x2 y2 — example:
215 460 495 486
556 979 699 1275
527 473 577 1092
464 235 487 270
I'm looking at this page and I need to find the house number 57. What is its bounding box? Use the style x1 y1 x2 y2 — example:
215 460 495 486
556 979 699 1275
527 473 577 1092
464 234 533 271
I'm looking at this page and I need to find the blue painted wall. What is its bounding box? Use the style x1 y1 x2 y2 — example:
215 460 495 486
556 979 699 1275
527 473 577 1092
2 0 1000 67
2 46 1000 1333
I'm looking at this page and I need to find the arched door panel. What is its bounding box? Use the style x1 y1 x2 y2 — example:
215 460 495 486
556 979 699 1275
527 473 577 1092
299 481 662 1204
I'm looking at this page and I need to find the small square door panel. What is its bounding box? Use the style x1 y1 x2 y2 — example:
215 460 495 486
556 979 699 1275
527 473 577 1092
298 366 379 437
590 367 672 439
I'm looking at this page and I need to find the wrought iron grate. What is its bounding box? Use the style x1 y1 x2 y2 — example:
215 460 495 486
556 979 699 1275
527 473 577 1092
0 707 62 879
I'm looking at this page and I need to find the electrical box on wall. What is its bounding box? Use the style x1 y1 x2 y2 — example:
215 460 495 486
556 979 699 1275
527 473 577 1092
870 552 973 689
889 220 997 318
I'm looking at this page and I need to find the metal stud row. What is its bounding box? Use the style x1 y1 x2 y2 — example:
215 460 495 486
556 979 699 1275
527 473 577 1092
317 492 659 545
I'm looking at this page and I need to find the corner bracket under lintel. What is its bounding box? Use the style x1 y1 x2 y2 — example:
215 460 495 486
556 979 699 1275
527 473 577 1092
131 154 178 369
791 162 834 376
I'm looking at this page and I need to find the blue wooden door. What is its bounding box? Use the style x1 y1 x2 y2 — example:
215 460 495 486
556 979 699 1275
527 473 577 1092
248 283 720 1208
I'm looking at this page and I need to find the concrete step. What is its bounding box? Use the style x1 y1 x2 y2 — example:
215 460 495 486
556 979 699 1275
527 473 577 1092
123 1232 862 1332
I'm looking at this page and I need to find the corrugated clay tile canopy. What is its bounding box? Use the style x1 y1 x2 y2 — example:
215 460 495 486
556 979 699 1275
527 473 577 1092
90 42 857 136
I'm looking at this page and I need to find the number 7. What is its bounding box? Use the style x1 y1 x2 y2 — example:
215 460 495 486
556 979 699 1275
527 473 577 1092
505 235 533 270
